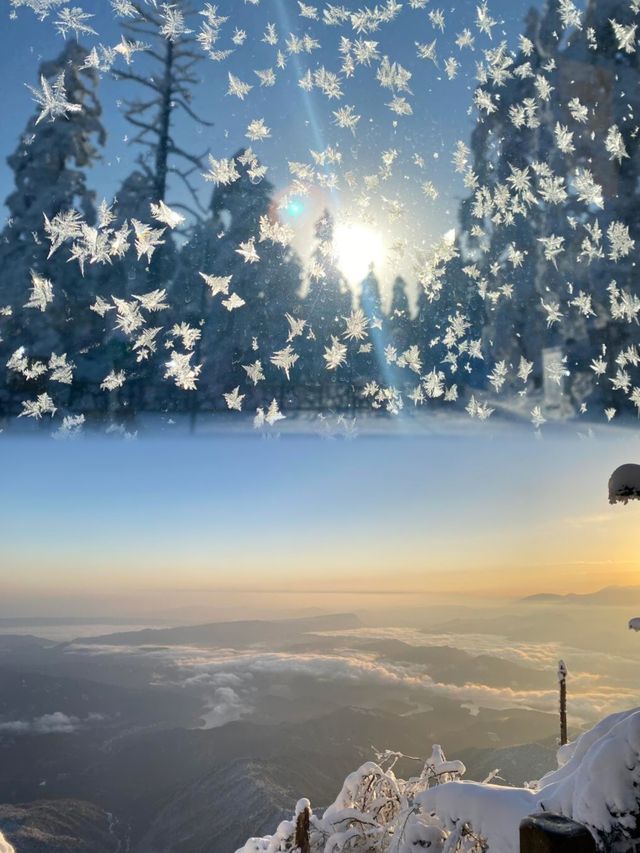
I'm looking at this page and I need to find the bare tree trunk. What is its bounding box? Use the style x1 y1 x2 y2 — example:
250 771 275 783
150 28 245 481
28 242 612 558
155 39 173 204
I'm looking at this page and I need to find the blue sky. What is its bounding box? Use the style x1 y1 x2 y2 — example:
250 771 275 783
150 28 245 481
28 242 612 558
0 0 549 238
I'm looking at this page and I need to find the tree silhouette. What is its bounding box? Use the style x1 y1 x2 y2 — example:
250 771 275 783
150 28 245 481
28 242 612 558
114 0 211 217
301 210 353 408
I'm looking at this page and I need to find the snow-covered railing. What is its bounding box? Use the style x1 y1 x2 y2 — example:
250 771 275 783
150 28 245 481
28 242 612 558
520 814 596 853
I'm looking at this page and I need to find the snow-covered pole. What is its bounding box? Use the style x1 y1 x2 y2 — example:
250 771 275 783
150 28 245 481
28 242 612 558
294 798 311 853
558 660 568 746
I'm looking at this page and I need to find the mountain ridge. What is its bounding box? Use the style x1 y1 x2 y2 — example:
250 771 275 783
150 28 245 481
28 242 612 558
519 585 640 606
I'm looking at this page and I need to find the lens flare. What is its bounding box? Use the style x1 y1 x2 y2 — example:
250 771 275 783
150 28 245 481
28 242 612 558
285 198 305 219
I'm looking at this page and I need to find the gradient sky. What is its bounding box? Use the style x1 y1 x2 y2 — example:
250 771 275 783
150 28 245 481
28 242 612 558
1 427 639 617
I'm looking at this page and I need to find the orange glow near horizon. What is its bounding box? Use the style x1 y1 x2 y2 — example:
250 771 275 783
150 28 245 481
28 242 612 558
2 432 640 617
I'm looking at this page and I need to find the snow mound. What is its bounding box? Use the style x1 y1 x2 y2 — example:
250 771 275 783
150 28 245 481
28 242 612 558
417 708 640 852
417 781 536 853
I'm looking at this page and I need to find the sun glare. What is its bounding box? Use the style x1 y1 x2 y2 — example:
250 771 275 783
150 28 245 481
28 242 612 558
333 222 386 285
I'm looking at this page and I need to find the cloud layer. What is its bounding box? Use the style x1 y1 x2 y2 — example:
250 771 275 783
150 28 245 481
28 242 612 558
0 711 104 735
65 639 639 727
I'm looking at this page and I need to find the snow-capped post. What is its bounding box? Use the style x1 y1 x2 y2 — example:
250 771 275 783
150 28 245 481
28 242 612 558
608 464 640 504
294 798 311 853
558 660 568 746
520 814 596 853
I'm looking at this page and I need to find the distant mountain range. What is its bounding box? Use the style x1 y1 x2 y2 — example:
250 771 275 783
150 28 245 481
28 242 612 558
74 612 360 647
0 733 560 853
0 704 560 853
0 611 587 852
520 585 640 606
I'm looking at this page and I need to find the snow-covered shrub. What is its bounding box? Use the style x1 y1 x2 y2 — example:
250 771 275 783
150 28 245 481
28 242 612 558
237 745 471 853
237 709 640 853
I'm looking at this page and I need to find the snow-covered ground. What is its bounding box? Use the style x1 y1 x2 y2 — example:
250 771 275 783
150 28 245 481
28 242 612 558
238 707 640 853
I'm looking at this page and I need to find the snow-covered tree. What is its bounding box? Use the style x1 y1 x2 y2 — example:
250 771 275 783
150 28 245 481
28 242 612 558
175 150 302 415
389 277 411 349
238 745 465 853
301 210 353 408
461 0 640 413
82 1 215 415
1 41 105 276
0 41 106 414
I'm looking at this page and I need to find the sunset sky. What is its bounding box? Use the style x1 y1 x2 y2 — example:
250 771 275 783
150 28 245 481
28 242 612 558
2 428 639 618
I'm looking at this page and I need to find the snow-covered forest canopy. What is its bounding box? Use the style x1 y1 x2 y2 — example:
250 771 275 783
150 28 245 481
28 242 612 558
2 0 640 434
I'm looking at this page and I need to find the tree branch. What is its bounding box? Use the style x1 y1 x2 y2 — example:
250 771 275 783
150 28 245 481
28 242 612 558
173 97 214 127
112 69 162 94
168 165 208 215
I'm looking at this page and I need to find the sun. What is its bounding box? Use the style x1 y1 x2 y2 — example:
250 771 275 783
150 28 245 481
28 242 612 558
333 221 386 286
